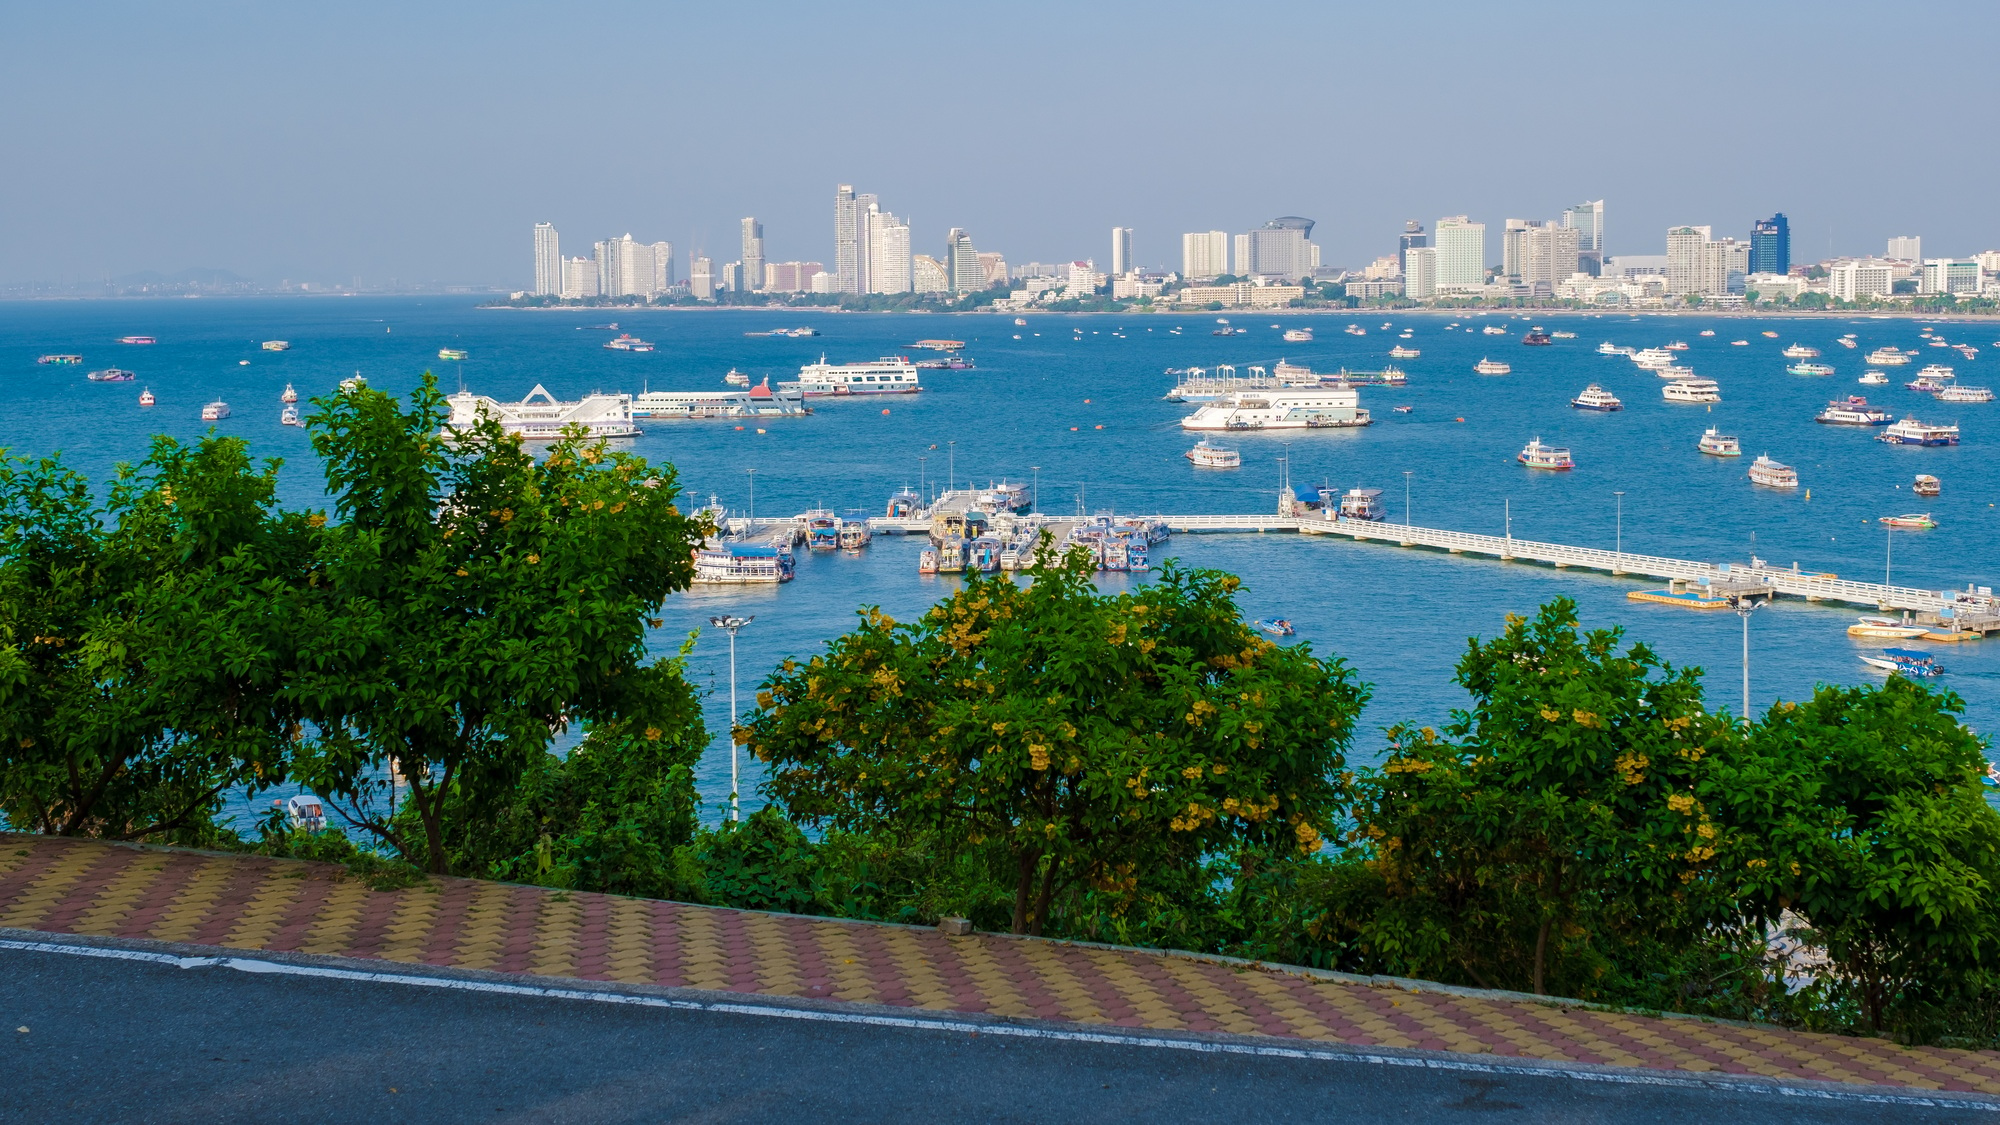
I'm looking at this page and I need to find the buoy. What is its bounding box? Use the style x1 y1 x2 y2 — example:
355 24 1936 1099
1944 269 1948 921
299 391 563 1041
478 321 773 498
1069 426 1079 431
1084 399 1091 403
756 428 766 434
1094 424 1103 430
734 425 744 431
881 408 890 415
1456 417 1465 423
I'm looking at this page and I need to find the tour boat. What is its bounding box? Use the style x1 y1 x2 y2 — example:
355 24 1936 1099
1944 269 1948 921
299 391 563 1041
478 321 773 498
1521 330 1553 346
1180 387 1370 431
1914 474 1941 496
280 405 301 427
85 368 136 382
1936 385 1994 403
1388 345 1420 358
1878 513 1936 530
1787 362 1835 376
1283 328 1313 342
1552 331 1577 339
201 399 230 421
1865 347 1909 366
438 348 468 361
1877 418 1960 446
1517 438 1574 470
1630 348 1675 368
1910 364 1956 389
1655 365 1698 379
1337 487 1386 521
1858 372 1889 385
1859 649 1942 678
1256 618 1296 637
804 511 842 551
692 542 795 584
785 356 923 396
1781 344 1820 358
1664 341 1689 351
1597 342 1634 356
723 369 752 387
1814 396 1892 426
1847 616 1930 639
37 354 82 365
119 335 155 345
1662 378 1721 403
1473 358 1511 375
281 383 298 403
137 388 155 407
262 340 290 352
1481 325 1508 336
838 522 872 550
1748 454 1798 489
1185 437 1242 468
1697 428 1740 457
603 333 655 352
1570 384 1623 411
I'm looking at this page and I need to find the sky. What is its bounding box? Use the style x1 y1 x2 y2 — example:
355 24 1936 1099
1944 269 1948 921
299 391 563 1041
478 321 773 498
4 1 1997 288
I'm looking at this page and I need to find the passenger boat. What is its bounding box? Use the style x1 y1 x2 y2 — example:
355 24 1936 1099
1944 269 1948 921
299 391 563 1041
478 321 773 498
1699 330 1716 337
1571 384 1622 411
1859 372 1889 385
119 335 156 345
908 339 964 352
1878 513 1936 530
281 383 298 403
1473 358 1511 375
1185 437 1242 468
1836 337 1858 348
884 488 923 519
1729 340 1749 346
262 340 291 352
803 511 842 551
1345 324 1366 336
1859 648 1942 678
1517 438 1574 470
1914 474 1941 496
138 388 155 407
37 354 82 365
1336 487 1386 521
1664 341 1689 351
1662 378 1721 403
280 404 301 427
1909 364 1956 391
1787 362 1835 376
1282 328 1314 342
1388 345 1420 358
446 384 640 438
723 369 752 387
975 481 1033 515
1481 325 1508 335
437 348 468 361
1630 348 1675 369
1655 365 1698 379
692 542 795 584
1936 385 1993 403
1814 396 1892 426
1256 618 1296 637
341 374 366 392
85 368 136 382
1521 330 1553 346
1697 427 1740 457
1877 417 1960 446
602 333 656 352
1552 331 1577 339
1597 342 1634 356
838 522 872 550
785 355 923 396
201 399 230 421
1847 615 1930 638
1180 386 1370 431
1319 365 1406 386
1781 344 1821 358
915 355 975 370
1748 454 1799 489
1865 347 1909 366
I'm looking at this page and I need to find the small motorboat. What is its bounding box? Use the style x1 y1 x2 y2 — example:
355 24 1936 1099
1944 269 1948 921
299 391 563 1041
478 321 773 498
1255 618 1296 637
280 404 302 427
1878 513 1936 530
1847 616 1929 639
138 388 155 407
281 383 299 403
1859 648 1942 678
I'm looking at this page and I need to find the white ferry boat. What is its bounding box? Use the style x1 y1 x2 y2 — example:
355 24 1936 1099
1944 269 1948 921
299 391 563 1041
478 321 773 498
1787 362 1835 376
631 379 811 419
784 355 922 396
1630 348 1675 369
1909 364 1955 389
1865 347 1909 366
692 542 794 584
1936 385 1994 403
1655 365 1699 379
1781 344 1820 359
1878 417 1960 446
1388 345 1420 358
262 340 290 352
281 383 298 403
1336 487 1386 520
1597 342 1635 356
1185 437 1242 468
201 399 230 421
1663 378 1721 403
1552 331 1577 339
1664 341 1688 351
1859 371 1889 385
1698 427 1741 457
1180 386 1370 431
438 348 468 361
1815 396 1892 426
603 333 655 352
445 384 639 439
1571 385 1622 411
1748 454 1799 489
1282 328 1314 342
723 369 752 387
1517 438 1574 470
1473 358 1511 375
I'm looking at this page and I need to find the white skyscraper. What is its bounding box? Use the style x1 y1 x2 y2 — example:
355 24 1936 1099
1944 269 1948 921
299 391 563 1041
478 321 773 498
867 209 911 294
1111 227 1133 276
834 185 862 294
650 242 674 293
1404 246 1437 299
1666 226 1713 296
946 228 982 293
561 256 599 299
1887 235 1922 261
1433 217 1486 291
533 223 561 295
740 219 765 292
690 256 716 300
1182 231 1229 278
912 254 949 294
1505 222 1580 289
595 235 669 299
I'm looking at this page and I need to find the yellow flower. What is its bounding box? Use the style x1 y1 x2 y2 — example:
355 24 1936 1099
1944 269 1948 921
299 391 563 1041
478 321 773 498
1181 766 1204 780
526 553 541 564
1028 744 1051 771
454 567 469 577
644 726 662 741
1539 708 1562 721
1667 793 1695 814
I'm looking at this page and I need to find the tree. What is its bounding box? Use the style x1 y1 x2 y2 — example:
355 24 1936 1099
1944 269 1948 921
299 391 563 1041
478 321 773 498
0 437 310 844
744 553 1367 934
289 376 706 874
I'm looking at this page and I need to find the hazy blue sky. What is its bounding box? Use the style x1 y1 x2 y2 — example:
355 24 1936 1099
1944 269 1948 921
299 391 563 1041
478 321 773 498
4 1 1995 287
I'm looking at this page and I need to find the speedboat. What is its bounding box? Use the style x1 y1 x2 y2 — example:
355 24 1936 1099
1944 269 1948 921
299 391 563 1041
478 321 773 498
1848 615 1930 638
137 388 155 407
1748 454 1798 489
1859 648 1942 678
1256 618 1296 637
1474 358 1511 375
1814 396 1892 426
280 404 301 426
1518 437 1574 470
1571 385 1622 411
1878 513 1936 530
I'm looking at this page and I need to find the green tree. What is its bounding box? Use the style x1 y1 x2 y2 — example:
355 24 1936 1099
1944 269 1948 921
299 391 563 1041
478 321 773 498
744 553 1367 934
290 376 706 874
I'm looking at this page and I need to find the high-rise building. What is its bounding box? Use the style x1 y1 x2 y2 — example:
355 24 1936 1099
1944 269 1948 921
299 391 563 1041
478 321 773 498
1665 226 1713 296
764 261 825 292
1111 227 1133 276
1561 200 1604 274
1699 238 1750 296
561 256 599 299
1433 217 1486 290
1750 214 1790 276
1182 231 1229 278
978 252 1009 288
1829 259 1893 301
1978 250 2000 276
1920 259 1981 295
689 256 716 300
946 229 982 293
651 242 674 293
1237 217 1315 281
1501 219 1531 279
593 235 670 299
1887 235 1922 261
867 209 911 294
1515 223 1580 289
533 223 561 295
1404 246 1438 299
1066 260 1104 296
740 219 765 293
913 255 949 294
1399 220 1428 254
834 185 861 294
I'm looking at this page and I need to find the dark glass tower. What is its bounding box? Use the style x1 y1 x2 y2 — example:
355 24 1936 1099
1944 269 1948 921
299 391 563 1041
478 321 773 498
1751 214 1790 275
1398 220 1427 253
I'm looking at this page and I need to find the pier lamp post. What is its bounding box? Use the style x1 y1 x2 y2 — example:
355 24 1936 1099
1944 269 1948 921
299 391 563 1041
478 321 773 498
1885 524 1894 586
1403 471 1413 528
708 615 755 822
948 440 957 494
1726 591 1769 721
918 456 928 504
745 468 757 525
1031 466 1040 513
1614 491 1625 574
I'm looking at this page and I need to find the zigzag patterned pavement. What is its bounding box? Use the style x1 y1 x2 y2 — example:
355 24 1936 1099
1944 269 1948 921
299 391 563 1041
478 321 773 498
6 833 2000 1096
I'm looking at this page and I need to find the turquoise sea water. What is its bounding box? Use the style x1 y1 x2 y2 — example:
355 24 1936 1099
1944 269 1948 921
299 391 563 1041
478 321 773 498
3 298 1996 827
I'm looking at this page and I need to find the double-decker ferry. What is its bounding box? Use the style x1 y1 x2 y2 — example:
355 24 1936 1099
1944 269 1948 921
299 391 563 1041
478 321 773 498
1698 427 1740 456
1662 378 1721 403
1937 385 1994 403
784 356 923 396
1185 437 1242 468
692 542 794 584
1781 344 1821 358
1748 454 1799 489
1179 386 1370 431
1517 438 1573 470
1878 418 1960 446
1473 358 1511 375
1570 385 1622 411
1815 396 1892 426
1865 347 1910 366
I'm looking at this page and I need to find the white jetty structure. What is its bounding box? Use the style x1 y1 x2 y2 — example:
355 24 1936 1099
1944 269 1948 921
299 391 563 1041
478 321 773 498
445 384 639 439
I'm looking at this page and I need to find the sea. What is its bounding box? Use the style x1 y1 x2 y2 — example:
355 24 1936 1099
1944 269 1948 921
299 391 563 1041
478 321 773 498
4 298 1996 829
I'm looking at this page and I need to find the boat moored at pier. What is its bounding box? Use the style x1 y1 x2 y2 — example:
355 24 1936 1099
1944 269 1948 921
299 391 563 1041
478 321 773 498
692 542 794 584
785 355 923 396
445 384 640 439
632 379 811 419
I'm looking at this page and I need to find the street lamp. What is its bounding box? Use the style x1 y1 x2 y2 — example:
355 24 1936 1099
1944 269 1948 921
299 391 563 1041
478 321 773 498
1885 523 1894 585
1403 470 1413 528
918 455 928 504
708 614 755 822
1726 591 1769 721
948 440 957 494
1031 466 1040 513
745 468 757 525
1614 490 1625 574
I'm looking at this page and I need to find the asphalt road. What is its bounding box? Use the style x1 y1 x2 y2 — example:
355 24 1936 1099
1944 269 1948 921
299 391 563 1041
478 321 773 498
0 941 1990 1123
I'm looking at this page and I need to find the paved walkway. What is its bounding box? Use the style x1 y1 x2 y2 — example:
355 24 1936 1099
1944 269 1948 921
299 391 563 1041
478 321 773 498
6 833 2000 1096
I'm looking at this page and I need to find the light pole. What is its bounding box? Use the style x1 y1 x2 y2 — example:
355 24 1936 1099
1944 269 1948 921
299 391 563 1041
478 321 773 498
919 455 928 505
948 440 956 494
745 468 757 525
1885 523 1893 585
1403 470 1413 528
1614 490 1625 574
708 615 755 822
1727 592 1767 720
1505 497 1512 542
1031 466 1040 513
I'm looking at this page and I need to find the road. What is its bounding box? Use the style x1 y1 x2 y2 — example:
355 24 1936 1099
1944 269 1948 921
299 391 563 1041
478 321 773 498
0 940 1990 1123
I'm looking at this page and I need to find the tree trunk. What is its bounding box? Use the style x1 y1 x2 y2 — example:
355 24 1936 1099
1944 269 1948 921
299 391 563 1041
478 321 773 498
1029 861 1058 937
1533 917 1551 996
1011 850 1036 935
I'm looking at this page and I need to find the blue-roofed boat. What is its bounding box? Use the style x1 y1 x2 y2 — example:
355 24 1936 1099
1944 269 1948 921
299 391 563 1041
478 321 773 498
1860 647 1942 677
692 542 794 584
